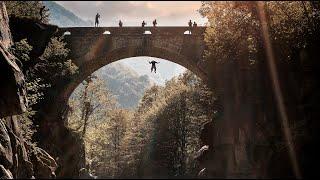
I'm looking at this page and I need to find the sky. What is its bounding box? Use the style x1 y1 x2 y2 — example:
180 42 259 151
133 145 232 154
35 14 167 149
56 1 207 26
55 1 207 85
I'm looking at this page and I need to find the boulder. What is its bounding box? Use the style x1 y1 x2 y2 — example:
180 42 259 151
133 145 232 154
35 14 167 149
0 121 13 169
29 146 57 179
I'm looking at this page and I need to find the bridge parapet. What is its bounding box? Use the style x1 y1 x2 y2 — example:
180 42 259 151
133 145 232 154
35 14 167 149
56 26 206 36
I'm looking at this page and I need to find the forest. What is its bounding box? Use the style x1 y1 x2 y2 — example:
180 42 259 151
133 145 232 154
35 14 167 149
67 71 215 178
1 1 320 179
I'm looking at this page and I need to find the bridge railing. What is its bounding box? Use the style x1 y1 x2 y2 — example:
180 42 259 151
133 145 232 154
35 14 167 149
56 26 206 36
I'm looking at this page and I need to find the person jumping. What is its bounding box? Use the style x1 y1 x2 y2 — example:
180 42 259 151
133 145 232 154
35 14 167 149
149 60 160 73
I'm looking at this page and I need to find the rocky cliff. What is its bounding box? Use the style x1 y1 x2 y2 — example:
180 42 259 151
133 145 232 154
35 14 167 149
0 2 57 178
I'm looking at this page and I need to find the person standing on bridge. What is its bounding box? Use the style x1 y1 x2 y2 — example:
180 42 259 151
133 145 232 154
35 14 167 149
149 60 160 73
119 20 123 27
188 20 192 34
95 13 100 27
193 21 198 27
142 20 146 27
153 19 157 27
188 20 192 27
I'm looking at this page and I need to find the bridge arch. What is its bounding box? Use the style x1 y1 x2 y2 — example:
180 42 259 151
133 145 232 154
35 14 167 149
60 46 208 103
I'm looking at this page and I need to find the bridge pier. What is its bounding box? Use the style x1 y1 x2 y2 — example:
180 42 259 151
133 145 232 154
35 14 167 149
201 58 262 178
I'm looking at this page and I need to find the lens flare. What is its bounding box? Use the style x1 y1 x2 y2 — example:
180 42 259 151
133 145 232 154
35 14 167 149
256 1 301 178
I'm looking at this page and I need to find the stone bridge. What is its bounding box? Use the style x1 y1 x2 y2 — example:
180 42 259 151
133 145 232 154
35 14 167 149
40 26 278 178
54 26 208 101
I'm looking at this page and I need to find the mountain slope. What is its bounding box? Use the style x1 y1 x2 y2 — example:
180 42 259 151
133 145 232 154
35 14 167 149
94 62 153 109
43 1 92 27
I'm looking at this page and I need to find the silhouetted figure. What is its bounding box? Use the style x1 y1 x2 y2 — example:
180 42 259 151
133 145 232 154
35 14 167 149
142 20 146 27
95 13 100 27
149 60 160 73
153 19 157 27
119 20 123 27
39 6 46 22
188 20 192 34
188 20 192 27
193 21 197 27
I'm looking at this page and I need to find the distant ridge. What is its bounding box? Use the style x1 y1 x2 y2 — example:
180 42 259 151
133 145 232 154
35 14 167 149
43 1 93 27
94 62 153 109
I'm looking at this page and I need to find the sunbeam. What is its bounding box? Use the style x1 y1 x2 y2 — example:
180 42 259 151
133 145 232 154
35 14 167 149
256 1 301 178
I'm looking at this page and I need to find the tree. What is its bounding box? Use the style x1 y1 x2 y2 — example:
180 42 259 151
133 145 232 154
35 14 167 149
5 1 50 23
68 76 117 135
199 1 320 65
118 71 216 178
37 36 78 84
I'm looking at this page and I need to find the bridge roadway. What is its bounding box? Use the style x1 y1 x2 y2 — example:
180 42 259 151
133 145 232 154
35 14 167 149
56 26 207 36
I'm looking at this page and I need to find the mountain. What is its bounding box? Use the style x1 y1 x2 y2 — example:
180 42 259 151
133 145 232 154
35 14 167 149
94 62 153 109
43 1 93 27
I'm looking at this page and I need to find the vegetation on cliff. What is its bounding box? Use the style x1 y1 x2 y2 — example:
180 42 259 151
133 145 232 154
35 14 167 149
5 1 50 23
9 35 78 143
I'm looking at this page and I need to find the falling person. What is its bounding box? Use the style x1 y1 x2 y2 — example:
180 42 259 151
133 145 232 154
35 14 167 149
149 60 160 73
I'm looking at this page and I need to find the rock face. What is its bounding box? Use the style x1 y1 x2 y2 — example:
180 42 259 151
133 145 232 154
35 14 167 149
0 2 57 179
1 3 85 178
37 121 85 178
0 2 11 49
9 16 58 60
195 121 220 178
0 1 26 118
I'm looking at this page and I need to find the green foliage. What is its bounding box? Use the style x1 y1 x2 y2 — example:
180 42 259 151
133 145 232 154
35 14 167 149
118 71 216 178
68 76 129 178
85 109 129 178
9 39 50 144
199 1 320 64
19 76 50 143
67 70 216 178
37 36 78 83
8 36 76 144
5 1 50 23
68 77 117 133
9 38 33 63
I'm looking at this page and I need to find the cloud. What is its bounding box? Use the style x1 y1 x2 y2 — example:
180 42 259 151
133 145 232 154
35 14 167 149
55 1 207 26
